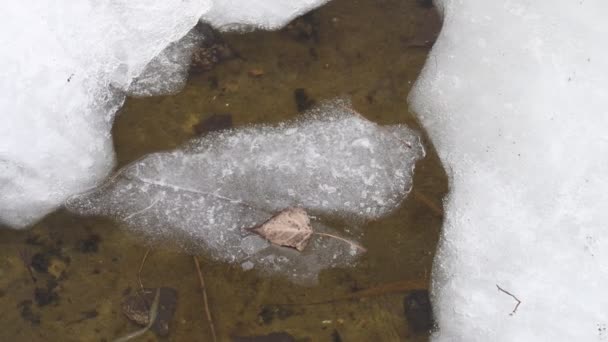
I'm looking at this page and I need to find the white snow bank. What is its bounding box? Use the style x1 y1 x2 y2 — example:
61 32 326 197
0 1 206 228
66 99 424 283
410 0 608 340
0 0 328 228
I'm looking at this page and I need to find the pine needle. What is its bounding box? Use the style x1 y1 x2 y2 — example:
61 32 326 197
193 256 217 342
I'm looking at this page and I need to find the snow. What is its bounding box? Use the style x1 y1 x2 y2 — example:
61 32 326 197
0 0 329 228
66 99 423 283
0 1 206 228
201 0 330 31
409 0 608 340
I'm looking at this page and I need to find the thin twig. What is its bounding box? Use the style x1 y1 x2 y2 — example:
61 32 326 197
496 284 521 316
193 256 217 342
138 249 151 297
313 232 367 253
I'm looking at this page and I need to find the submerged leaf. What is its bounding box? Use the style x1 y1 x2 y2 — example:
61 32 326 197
248 208 313 251
121 287 177 336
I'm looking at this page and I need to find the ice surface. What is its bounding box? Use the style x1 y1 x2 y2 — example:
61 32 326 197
67 99 424 283
410 1 608 340
127 27 206 97
202 0 330 31
0 0 329 228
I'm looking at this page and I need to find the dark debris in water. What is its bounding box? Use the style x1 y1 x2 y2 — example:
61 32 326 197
331 329 342 342
416 0 434 8
78 309 99 321
194 113 233 135
121 287 178 337
30 252 50 274
34 279 60 307
18 300 41 326
67 309 99 325
401 6 441 49
257 305 295 325
25 234 46 246
191 23 238 73
294 88 315 112
403 290 435 334
282 12 320 43
77 234 101 253
232 332 298 342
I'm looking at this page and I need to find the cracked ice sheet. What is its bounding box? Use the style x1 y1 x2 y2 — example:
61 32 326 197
0 0 330 228
409 0 608 341
67 99 424 283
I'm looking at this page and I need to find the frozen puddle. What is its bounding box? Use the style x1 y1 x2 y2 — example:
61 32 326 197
67 99 424 283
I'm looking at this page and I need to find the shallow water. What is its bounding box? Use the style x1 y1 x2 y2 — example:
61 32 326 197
0 0 445 340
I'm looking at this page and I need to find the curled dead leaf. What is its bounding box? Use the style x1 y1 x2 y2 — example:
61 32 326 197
247 208 313 251
246 208 367 253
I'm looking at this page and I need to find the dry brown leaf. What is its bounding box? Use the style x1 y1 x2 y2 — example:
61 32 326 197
247 207 313 251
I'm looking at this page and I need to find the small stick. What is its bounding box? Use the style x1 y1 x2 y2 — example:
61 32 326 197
138 249 151 297
313 232 367 253
193 256 217 342
496 284 521 316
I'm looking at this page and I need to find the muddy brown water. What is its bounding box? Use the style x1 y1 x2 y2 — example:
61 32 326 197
0 0 446 340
